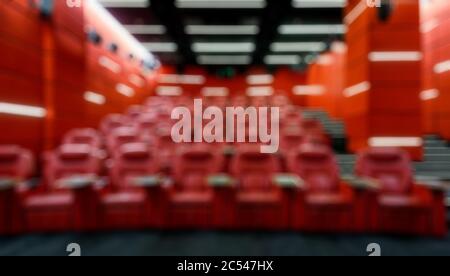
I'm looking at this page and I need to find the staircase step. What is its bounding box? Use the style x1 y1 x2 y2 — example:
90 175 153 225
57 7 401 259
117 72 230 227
424 154 450 162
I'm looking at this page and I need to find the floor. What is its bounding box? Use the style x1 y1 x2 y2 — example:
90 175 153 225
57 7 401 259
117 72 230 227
0 231 449 256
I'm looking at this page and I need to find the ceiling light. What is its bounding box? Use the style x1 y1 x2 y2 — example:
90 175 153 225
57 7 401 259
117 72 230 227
156 86 184 96
292 0 346 8
99 0 150 8
176 0 267 9
293 85 326 95
279 24 346 35
197 55 252 65
186 25 260 35
270 42 327 52
159 74 206 85
247 75 274 85
124 25 166 35
192 42 255 53
143 42 178 52
247 87 274 97
264 55 301 65
202 87 230 97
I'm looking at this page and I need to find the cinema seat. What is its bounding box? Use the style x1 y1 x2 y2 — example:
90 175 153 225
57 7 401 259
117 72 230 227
164 144 232 229
100 143 164 230
0 146 34 234
280 127 304 154
355 148 447 236
126 105 144 121
287 144 359 232
106 127 142 157
100 114 128 136
63 128 103 149
155 127 179 172
231 145 291 230
22 144 102 233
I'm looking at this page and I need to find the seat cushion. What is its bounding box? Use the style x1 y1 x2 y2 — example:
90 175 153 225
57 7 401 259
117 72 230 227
25 192 74 210
306 193 353 206
101 191 146 207
378 194 431 208
171 191 213 206
238 192 281 205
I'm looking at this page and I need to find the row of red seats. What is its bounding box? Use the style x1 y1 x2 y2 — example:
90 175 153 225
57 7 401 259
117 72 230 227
0 143 446 236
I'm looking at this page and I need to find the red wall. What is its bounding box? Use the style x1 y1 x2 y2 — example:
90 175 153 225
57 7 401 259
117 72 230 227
421 0 450 139
0 0 45 154
344 0 423 160
306 43 347 119
0 0 156 154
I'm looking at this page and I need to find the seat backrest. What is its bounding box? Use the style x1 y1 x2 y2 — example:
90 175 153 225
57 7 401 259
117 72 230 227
106 127 141 155
0 145 34 180
63 128 102 148
46 144 102 189
127 105 144 121
301 119 324 135
288 144 340 193
100 114 127 136
111 143 158 189
280 127 304 152
174 144 223 192
356 148 413 195
231 145 280 192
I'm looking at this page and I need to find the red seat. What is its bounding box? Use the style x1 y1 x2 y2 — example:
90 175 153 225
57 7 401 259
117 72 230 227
356 148 447 236
63 128 102 148
100 143 163 230
106 127 142 157
0 146 34 234
100 114 128 136
126 105 144 122
164 144 229 229
231 145 289 230
287 144 359 232
155 127 179 172
23 144 102 232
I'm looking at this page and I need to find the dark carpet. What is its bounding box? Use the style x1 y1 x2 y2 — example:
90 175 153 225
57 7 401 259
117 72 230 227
0 231 449 256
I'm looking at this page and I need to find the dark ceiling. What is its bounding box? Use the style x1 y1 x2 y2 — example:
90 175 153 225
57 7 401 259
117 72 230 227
100 0 345 70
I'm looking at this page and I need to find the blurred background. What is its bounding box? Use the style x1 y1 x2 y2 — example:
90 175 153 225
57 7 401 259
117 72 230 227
1 0 450 256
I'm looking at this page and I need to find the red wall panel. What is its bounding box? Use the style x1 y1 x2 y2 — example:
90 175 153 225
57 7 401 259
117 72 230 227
344 0 423 160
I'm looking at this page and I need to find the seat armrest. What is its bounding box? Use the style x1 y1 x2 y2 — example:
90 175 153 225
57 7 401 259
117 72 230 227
223 146 236 157
0 178 18 191
208 174 236 188
58 175 98 189
342 175 381 191
133 175 164 187
415 176 450 192
273 174 304 189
